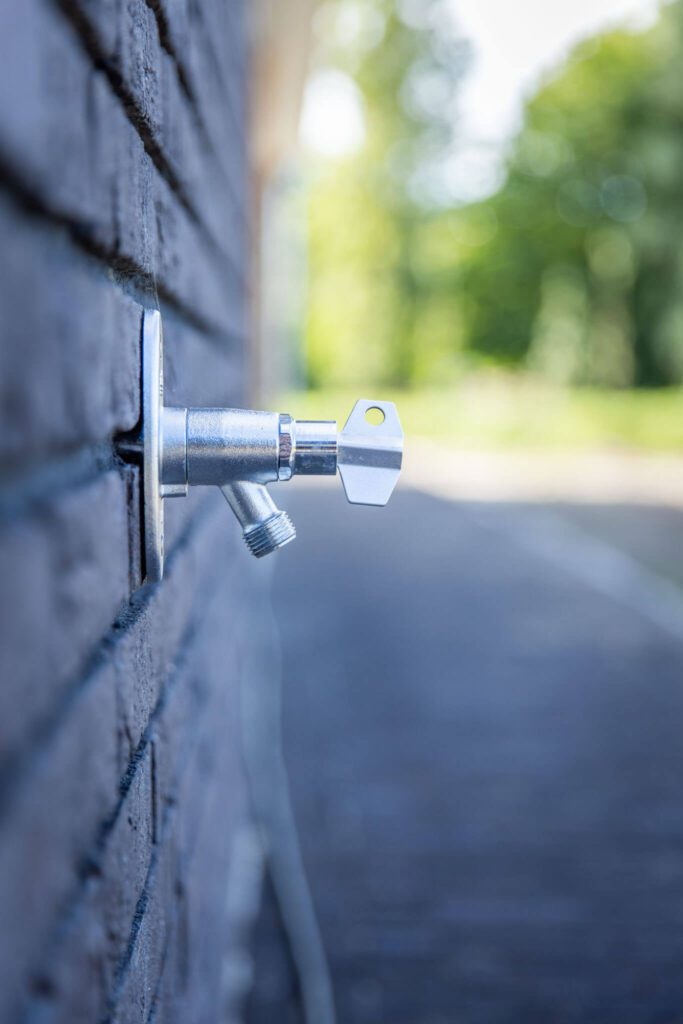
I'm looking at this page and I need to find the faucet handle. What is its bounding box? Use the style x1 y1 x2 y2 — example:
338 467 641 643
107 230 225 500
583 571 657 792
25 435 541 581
337 400 404 507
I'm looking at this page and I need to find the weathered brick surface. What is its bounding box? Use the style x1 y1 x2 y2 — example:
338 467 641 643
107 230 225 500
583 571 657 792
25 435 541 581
0 190 243 469
0 499 255 1021
71 0 246 261
0 0 245 339
0 467 134 756
0 195 140 467
159 0 250 213
0 0 255 1020
13 515 252 1023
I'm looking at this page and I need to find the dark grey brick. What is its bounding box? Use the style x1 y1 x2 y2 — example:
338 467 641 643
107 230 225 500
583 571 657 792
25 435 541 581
0 0 241 338
0 651 120 1022
0 1 253 1019
0 197 140 467
0 467 133 756
73 0 245 270
5 504 254 1023
159 0 249 191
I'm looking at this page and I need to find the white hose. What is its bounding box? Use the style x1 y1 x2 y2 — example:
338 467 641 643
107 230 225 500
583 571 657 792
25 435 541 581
240 558 336 1024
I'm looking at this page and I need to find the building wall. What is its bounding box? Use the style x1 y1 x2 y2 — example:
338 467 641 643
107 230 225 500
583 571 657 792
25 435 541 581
0 2 258 1020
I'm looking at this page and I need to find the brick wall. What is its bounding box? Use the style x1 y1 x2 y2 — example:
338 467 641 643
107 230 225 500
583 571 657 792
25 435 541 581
0 2 258 1020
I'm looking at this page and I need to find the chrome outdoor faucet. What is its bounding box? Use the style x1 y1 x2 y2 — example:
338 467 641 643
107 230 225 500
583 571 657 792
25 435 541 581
134 310 404 581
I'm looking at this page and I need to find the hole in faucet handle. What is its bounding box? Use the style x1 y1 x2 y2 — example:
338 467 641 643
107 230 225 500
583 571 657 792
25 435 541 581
365 406 385 426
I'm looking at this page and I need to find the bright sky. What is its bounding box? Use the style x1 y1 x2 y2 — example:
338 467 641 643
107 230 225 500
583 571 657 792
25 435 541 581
300 0 662 200
449 0 661 199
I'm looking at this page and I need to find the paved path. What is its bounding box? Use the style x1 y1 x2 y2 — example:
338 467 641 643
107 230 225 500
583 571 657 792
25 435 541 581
262 484 683 1024
406 440 683 508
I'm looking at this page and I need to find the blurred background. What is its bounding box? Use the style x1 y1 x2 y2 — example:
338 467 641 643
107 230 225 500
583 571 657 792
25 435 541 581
247 1 683 1022
260 0 683 450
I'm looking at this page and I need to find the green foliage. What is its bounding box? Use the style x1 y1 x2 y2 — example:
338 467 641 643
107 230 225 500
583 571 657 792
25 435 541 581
463 1 683 386
282 380 683 450
305 0 468 387
306 0 683 388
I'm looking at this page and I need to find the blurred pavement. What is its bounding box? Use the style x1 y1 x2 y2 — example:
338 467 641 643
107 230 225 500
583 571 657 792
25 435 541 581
252 474 683 1023
408 439 683 509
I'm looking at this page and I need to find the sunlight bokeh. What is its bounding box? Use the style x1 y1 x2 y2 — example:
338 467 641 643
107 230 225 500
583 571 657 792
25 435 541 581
265 0 683 455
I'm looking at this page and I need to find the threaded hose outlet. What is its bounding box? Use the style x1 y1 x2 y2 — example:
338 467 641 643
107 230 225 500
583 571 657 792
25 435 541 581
243 510 296 558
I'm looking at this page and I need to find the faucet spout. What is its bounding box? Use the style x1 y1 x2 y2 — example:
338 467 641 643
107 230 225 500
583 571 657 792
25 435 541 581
220 481 296 558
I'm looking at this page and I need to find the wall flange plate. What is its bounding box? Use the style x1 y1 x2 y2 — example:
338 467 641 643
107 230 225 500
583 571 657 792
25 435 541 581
142 309 164 582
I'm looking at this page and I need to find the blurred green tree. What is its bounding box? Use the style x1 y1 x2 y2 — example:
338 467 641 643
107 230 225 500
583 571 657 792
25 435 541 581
460 0 683 386
305 0 469 387
306 0 683 388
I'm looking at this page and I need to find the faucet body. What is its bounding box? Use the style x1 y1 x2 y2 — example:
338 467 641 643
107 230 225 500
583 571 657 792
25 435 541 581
160 406 338 558
137 310 403 581
160 407 337 492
